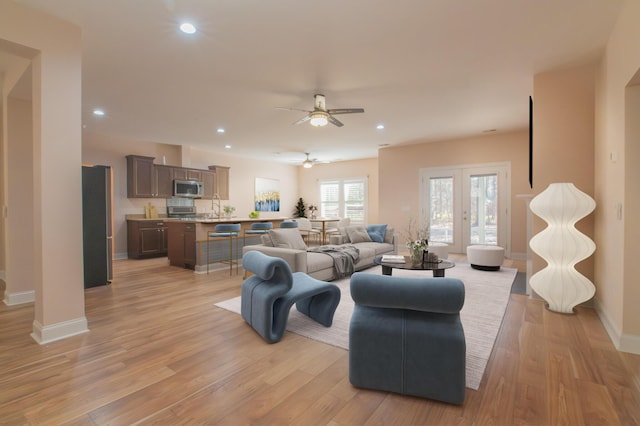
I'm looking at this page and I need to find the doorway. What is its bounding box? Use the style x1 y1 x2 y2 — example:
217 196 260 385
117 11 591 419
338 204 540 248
420 163 510 254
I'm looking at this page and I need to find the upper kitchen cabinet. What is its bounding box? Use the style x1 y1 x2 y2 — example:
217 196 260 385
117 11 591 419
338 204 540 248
201 171 216 199
126 155 172 198
173 167 202 182
154 165 174 198
127 155 154 198
127 155 229 199
209 165 230 200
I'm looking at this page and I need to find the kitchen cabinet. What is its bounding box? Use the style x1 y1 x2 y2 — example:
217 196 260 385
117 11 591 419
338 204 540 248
126 156 173 198
127 155 154 198
126 154 230 200
127 220 168 258
209 165 230 200
167 222 196 268
154 165 174 198
201 171 216 199
173 167 202 182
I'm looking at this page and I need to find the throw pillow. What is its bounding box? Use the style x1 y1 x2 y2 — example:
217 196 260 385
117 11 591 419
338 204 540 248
339 226 351 243
347 226 372 244
268 228 307 250
384 227 395 244
366 224 387 243
260 234 274 247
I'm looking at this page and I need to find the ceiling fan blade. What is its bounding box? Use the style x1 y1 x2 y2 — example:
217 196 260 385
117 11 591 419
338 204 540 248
293 115 311 125
328 115 344 127
276 106 312 113
327 108 365 115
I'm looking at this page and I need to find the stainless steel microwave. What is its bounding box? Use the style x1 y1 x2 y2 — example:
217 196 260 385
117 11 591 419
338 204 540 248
173 179 203 198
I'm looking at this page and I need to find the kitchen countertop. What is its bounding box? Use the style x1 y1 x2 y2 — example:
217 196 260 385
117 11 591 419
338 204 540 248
125 214 290 223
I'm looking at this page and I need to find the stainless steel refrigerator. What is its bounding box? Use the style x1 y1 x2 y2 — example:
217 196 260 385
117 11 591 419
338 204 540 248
82 165 113 288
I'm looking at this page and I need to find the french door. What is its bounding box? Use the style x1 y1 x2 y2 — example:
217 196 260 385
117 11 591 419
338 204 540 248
420 163 510 254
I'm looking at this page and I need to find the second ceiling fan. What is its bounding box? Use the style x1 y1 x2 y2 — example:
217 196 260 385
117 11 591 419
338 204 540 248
278 94 364 127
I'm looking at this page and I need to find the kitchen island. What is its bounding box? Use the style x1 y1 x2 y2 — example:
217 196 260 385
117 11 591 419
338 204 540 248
164 217 288 273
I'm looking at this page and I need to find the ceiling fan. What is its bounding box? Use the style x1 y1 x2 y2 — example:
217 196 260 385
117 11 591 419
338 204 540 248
302 153 319 168
277 94 364 127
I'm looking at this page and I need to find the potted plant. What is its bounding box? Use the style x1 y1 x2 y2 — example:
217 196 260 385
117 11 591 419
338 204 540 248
293 198 307 218
223 205 236 218
308 204 318 219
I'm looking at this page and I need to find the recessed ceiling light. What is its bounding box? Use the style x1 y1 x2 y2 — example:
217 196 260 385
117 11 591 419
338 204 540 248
376 124 385 130
179 22 197 34
224 145 231 149
93 109 105 116
217 128 225 134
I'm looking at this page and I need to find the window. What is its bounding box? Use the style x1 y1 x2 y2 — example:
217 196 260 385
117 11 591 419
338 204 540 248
319 177 367 224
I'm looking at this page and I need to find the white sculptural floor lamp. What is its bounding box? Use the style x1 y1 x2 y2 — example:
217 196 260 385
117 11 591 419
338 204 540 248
529 183 596 314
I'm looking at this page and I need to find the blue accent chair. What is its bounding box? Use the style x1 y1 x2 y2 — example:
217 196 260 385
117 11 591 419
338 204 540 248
349 272 466 404
241 251 341 343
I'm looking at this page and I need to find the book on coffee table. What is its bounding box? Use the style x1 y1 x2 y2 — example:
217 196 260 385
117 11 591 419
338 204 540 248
381 255 406 263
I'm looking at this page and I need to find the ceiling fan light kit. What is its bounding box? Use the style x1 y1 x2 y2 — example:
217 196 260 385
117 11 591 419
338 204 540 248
303 152 316 168
309 111 328 127
278 94 364 128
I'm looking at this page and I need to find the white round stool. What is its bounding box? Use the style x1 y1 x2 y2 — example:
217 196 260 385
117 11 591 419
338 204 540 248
466 245 505 271
427 242 449 260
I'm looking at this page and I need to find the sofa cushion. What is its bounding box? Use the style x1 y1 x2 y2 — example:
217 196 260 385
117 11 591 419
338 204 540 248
354 241 395 257
347 226 372 244
268 228 307 250
306 251 336 274
366 224 387 243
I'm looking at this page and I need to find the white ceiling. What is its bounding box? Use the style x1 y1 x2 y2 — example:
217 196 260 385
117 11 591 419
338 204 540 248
6 0 623 165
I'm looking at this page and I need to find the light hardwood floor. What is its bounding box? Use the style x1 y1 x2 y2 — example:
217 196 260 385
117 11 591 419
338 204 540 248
1 257 639 425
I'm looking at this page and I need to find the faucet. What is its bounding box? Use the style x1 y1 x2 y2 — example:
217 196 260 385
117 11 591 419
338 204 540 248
211 193 221 218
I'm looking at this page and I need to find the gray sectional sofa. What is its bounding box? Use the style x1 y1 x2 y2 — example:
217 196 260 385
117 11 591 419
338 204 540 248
242 225 398 281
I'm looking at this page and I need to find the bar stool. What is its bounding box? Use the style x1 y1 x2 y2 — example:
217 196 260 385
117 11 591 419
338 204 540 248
207 223 241 275
244 222 273 246
280 220 298 228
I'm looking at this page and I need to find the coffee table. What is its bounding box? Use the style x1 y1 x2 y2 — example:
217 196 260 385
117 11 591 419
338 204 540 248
374 256 455 277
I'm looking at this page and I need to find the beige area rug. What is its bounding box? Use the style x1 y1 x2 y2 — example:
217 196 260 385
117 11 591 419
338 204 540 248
215 263 517 390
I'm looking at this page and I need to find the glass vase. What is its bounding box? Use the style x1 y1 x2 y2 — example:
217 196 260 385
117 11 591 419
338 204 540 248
410 247 423 265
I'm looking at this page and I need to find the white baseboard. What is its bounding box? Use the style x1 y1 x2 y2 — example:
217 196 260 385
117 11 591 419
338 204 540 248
114 252 128 260
4 290 35 305
594 300 640 355
31 317 89 345
509 252 527 261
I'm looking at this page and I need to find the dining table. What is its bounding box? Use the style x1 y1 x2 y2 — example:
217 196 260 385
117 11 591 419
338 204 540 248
309 217 340 245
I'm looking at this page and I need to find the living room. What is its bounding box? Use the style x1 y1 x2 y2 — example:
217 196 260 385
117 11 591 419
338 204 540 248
2 0 640 423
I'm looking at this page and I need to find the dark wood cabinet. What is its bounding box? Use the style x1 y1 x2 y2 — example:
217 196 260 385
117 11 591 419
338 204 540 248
127 155 154 198
127 156 173 198
127 155 230 200
173 167 202 182
154 165 174 198
127 220 168 258
167 222 196 268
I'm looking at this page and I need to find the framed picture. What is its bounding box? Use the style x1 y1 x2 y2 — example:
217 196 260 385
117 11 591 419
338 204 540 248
255 178 280 212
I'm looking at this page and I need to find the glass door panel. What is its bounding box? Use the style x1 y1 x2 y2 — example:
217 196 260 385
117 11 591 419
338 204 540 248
429 177 454 244
468 174 498 245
